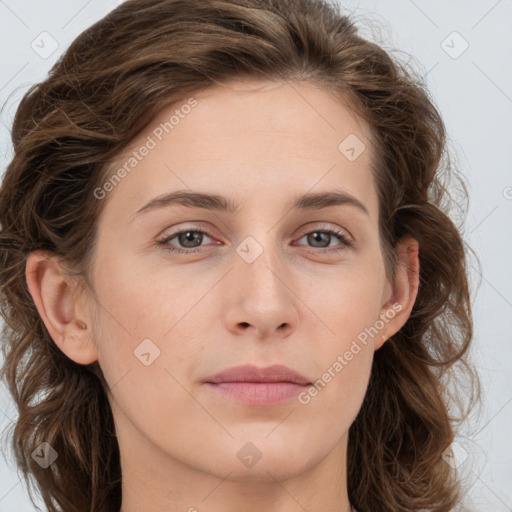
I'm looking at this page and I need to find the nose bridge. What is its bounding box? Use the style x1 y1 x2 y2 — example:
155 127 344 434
234 230 287 298
224 228 299 336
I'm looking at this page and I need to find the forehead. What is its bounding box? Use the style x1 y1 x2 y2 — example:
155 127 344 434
99 79 378 222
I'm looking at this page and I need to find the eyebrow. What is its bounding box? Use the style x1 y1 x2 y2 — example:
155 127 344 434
132 189 370 219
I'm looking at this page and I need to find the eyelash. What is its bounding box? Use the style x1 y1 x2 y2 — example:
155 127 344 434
156 226 353 254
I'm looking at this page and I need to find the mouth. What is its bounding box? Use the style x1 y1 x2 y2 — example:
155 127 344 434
203 364 312 406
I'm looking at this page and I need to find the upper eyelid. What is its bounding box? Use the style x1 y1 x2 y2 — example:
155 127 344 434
158 225 214 240
158 221 350 235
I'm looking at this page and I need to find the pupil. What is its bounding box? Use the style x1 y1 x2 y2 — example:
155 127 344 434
309 232 329 247
179 231 202 248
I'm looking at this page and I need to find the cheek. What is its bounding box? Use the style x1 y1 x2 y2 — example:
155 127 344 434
299 267 385 415
313 263 386 347
90 246 214 399
298 310 375 442
90 267 202 441
91 244 185 340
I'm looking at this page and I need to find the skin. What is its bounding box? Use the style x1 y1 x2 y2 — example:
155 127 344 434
26 80 419 512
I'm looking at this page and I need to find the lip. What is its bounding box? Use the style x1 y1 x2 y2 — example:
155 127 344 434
203 364 312 405
204 364 311 385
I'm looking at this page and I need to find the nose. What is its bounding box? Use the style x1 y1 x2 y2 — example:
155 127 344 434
223 240 300 340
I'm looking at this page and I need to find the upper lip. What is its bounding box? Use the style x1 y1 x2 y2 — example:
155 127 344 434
204 364 311 385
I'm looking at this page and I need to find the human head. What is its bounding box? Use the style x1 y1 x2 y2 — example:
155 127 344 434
0 1 477 511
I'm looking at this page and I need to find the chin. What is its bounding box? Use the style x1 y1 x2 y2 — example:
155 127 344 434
208 435 325 482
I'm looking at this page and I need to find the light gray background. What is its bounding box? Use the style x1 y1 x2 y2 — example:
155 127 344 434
0 0 511 510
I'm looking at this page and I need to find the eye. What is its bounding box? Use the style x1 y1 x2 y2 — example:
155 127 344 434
157 225 353 254
157 228 215 253
295 227 352 253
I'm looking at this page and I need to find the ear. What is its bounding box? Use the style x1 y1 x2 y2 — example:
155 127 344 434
25 250 98 365
374 235 420 351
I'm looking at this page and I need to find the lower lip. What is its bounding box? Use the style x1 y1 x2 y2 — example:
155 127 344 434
205 382 309 405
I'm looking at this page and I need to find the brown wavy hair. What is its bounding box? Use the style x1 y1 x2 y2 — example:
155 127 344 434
0 0 479 510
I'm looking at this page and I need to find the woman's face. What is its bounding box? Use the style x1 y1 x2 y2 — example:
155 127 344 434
80 80 404 485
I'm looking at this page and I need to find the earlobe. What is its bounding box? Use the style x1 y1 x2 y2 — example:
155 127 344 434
375 235 420 350
25 250 98 365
